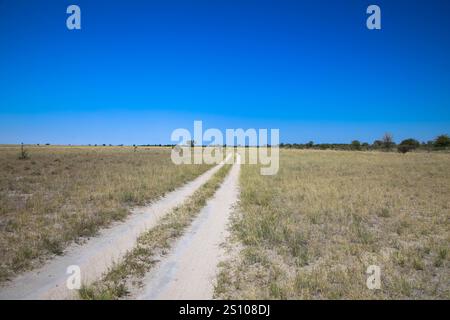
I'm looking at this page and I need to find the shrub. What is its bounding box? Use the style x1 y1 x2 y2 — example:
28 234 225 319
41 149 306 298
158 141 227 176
351 140 361 150
398 145 413 154
398 138 420 153
18 143 29 160
382 133 394 151
372 140 383 149
434 134 450 148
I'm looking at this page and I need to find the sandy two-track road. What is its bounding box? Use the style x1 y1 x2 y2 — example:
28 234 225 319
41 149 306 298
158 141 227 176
135 154 240 300
0 154 239 300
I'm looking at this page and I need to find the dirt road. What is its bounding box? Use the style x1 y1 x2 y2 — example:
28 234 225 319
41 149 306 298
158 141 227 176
0 160 228 300
135 154 241 300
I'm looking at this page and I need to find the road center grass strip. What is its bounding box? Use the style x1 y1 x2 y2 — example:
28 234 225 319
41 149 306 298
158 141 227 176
79 163 232 299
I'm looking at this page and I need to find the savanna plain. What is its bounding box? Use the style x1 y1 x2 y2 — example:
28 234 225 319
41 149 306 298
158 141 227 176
217 149 449 299
0 145 448 299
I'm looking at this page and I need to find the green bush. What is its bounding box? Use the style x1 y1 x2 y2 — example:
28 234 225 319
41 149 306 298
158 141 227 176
434 134 450 149
351 140 361 150
398 138 420 153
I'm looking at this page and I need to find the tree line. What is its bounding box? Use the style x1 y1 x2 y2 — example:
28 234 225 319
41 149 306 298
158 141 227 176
279 133 450 153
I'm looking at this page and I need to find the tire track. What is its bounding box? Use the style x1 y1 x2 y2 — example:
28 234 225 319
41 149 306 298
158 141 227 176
135 154 241 300
0 160 229 300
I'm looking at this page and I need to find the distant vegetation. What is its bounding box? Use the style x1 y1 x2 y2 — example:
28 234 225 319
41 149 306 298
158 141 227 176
21 133 450 154
279 133 450 153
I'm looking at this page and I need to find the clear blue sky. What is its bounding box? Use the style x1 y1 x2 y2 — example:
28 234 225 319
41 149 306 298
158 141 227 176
0 0 449 145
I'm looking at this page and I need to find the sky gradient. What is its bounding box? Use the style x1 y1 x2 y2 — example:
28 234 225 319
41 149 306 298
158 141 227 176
0 0 449 144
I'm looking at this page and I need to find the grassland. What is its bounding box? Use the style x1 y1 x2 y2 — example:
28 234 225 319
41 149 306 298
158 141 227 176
79 163 232 299
0 145 211 283
216 150 450 299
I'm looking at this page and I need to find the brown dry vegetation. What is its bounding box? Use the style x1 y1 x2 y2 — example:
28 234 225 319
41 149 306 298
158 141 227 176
0 145 211 282
215 150 450 299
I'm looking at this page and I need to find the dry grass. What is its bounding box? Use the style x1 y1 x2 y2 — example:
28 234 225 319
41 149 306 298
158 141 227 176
215 150 450 299
79 163 232 300
0 145 211 282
